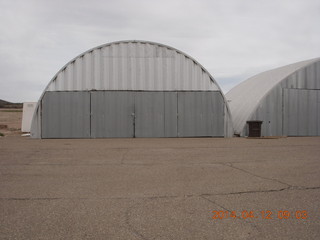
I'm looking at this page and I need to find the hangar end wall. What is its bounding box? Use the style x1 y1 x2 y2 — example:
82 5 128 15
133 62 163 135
41 90 225 138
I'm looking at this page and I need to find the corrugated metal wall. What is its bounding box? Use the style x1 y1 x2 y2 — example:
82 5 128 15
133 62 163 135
91 91 134 138
42 92 91 138
248 86 283 136
283 89 320 136
178 92 224 137
41 90 225 138
246 60 320 136
135 92 177 137
226 58 319 135
31 40 233 138
47 42 218 92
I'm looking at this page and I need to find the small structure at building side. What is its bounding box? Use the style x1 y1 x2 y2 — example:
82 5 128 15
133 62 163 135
21 102 36 132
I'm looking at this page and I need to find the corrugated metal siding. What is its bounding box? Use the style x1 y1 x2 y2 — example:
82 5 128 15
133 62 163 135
47 42 217 92
39 90 225 138
248 86 283 136
135 92 166 137
164 92 178 137
227 58 320 135
41 92 90 138
31 40 233 138
283 89 320 136
91 91 134 138
177 91 224 137
215 93 226 136
228 58 320 136
281 61 320 90
241 60 320 136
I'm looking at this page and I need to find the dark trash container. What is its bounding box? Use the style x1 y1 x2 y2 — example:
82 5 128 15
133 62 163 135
247 121 263 137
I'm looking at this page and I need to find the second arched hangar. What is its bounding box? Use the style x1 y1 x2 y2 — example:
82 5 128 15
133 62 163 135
31 41 233 138
227 58 320 137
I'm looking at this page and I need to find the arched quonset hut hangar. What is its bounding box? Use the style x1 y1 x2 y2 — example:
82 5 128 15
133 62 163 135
226 58 320 137
31 40 233 138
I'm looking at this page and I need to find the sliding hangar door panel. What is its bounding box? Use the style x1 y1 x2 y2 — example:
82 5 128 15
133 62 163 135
178 91 224 137
91 91 134 138
91 91 177 138
164 92 178 137
41 91 223 138
283 89 320 136
134 92 177 137
41 91 90 138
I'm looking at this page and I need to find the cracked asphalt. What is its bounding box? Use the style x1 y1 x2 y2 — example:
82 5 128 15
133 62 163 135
0 136 319 239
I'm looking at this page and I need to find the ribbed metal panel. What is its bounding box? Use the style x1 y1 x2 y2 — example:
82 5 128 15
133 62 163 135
135 92 166 137
38 90 226 138
41 92 90 138
227 58 320 136
283 89 320 136
31 40 233 138
248 86 283 136
227 58 320 135
133 91 178 137
91 91 134 138
47 42 217 92
177 91 224 137
164 92 178 137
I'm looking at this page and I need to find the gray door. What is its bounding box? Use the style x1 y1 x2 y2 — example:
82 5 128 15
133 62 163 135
135 92 164 137
91 91 134 138
177 91 224 137
41 90 225 138
164 92 178 137
135 92 177 137
41 91 90 138
283 89 320 136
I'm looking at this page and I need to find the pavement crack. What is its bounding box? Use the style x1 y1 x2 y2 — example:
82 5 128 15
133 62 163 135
1 186 319 201
201 195 262 234
0 197 61 201
120 149 129 165
211 187 291 196
288 186 320 190
221 163 292 187
200 195 231 211
202 185 320 197
125 201 148 240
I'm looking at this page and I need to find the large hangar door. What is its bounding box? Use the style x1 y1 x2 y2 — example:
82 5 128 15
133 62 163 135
135 92 177 137
41 91 225 138
91 91 134 138
178 91 224 137
135 92 164 137
41 91 90 138
283 89 320 136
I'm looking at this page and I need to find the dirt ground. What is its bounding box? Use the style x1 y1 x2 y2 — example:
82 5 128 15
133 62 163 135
0 108 22 136
0 110 320 239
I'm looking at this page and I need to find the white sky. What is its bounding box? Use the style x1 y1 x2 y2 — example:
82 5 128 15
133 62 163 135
0 0 319 102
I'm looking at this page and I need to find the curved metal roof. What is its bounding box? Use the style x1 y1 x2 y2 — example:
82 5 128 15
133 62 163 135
44 40 221 92
226 57 320 134
31 40 233 137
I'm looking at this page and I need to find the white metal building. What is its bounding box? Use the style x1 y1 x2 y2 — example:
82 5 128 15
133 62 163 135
31 40 233 138
226 58 320 137
21 102 36 132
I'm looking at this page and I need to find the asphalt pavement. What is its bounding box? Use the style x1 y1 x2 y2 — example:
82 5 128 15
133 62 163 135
0 136 319 239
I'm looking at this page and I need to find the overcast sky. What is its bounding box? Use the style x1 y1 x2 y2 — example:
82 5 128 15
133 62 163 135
1 0 319 102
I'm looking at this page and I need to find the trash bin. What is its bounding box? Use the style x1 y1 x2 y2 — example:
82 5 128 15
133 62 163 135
246 121 263 137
